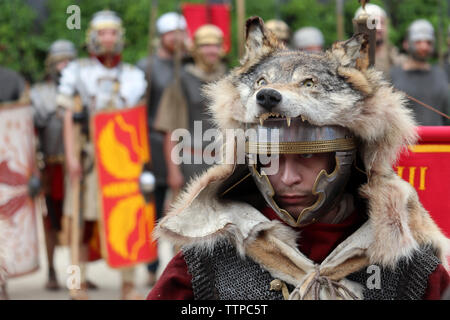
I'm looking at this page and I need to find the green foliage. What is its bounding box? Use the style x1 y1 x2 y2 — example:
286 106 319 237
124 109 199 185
0 0 447 82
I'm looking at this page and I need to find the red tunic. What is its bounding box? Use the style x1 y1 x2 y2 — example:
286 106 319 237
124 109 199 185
147 207 450 300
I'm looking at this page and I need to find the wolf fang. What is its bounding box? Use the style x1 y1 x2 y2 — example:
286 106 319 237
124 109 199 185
181 304 215 317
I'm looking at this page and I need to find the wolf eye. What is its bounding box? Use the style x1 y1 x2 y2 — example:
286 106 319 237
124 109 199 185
302 79 315 88
256 77 267 87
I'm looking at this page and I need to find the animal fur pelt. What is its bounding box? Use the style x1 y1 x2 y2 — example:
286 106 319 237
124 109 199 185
156 16 449 271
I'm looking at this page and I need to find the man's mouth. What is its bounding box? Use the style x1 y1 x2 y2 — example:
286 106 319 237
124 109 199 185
258 113 308 127
277 194 309 205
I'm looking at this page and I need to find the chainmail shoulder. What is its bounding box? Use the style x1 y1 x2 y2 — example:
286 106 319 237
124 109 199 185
347 246 441 300
182 240 289 300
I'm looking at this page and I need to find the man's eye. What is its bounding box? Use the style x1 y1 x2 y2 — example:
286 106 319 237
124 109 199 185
300 153 313 159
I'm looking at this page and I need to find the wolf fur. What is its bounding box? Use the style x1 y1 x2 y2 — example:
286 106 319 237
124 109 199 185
156 16 449 273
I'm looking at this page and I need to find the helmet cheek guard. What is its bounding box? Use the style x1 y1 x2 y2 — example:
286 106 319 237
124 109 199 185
245 118 356 227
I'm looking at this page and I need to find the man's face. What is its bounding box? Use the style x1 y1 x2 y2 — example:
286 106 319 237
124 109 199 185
161 30 186 54
55 59 71 73
413 40 433 60
265 153 334 219
375 16 387 45
196 43 222 67
97 28 119 53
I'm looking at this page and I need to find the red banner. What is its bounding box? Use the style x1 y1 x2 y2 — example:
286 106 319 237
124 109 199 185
395 126 450 241
93 105 157 268
182 3 231 53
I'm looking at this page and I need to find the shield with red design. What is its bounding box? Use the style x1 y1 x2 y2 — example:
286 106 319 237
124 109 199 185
395 126 450 266
0 103 41 278
92 105 158 268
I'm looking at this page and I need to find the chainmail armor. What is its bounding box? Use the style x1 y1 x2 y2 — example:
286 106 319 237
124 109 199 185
347 246 440 300
183 240 290 300
183 240 441 300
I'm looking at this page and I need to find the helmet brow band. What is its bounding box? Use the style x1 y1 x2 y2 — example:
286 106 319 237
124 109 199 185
246 138 356 154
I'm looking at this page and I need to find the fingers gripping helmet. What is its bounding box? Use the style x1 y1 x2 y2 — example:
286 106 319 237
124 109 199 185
245 117 356 227
45 40 77 77
86 10 125 55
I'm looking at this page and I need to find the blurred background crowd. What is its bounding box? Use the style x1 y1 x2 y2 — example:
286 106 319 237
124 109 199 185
0 0 449 300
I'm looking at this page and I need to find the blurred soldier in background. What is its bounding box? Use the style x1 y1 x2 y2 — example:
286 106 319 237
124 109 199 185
265 19 291 47
57 10 147 300
292 26 324 52
0 66 26 103
354 3 405 78
30 39 77 291
136 12 188 287
390 19 449 126
155 24 227 197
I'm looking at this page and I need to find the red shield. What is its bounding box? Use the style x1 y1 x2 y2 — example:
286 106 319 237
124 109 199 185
395 126 450 264
92 105 157 268
0 103 40 278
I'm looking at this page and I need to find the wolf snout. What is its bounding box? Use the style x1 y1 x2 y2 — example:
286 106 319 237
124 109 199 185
256 88 282 111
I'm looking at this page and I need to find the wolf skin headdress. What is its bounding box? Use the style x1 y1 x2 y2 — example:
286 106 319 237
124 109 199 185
156 17 449 271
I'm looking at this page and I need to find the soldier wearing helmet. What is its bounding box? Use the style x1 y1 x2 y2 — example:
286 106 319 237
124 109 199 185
57 10 147 300
266 19 290 46
354 3 405 78
147 16 449 301
30 40 77 292
136 11 188 287
154 24 227 197
391 19 450 125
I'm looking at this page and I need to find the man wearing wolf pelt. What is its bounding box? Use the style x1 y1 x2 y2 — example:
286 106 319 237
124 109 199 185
147 17 450 300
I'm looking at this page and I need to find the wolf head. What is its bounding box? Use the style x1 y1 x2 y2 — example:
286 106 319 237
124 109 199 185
205 16 417 177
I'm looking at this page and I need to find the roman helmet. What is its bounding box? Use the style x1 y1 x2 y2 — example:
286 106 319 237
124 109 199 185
45 39 77 80
292 27 324 52
265 19 290 44
354 3 387 21
244 117 356 227
194 24 224 48
407 19 435 61
86 10 125 55
156 12 187 35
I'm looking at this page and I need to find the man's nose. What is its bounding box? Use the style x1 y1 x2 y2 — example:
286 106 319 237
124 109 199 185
256 88 282 111
280 158 302 186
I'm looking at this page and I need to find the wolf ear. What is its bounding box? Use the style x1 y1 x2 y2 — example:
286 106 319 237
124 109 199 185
241 16 283 65
332 33 369 71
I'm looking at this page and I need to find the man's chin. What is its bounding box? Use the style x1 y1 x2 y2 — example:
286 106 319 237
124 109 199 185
280 205 308 218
